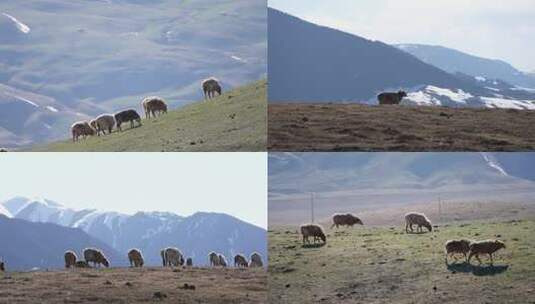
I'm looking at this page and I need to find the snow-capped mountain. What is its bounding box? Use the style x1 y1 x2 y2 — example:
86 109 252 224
1 197 267 266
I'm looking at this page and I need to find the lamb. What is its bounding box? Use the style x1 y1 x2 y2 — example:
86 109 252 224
93 114 116 135
162 247 184 267
405 212 432 233
249 252 263 268
234 254 248 268
378 91 407 105
209 251 219 267
331 213 364 229
128 248 144 267
71 121 96 142
218 254 228 267
64 250 77 269
468 240 506 265
444 239 471 263
202 78 222 99
300 224 327 245
83 248 110 268
186 258 193 267
142 97 168 119
114 109 141 131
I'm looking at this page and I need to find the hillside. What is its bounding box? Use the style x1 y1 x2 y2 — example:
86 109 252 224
30 80 266 151
268 103 535 152
269 202 535 304
0 267 267 304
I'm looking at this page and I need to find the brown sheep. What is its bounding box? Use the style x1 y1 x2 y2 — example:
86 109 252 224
331 213 364 229
378 91 407 105
202 78 222 99
162 247 184 267
300 224 327 245
128 248 144 267
71 121 96 142
444 239 471 263
405 212 432 233
142 97 168 119
209 251 219 267
234 254 248 268
93 114 116 135
468 240 506 265
249 252 263 268
64 250 77 269
83 248 110 268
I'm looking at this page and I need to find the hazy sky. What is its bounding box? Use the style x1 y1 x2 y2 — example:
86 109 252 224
0 153 267 228
269 0 535 72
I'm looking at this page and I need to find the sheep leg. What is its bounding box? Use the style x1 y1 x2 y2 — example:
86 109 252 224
405 222 409 233
489 254 493 265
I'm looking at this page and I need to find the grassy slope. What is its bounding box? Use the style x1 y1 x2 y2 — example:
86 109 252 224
31 80 266 152
268 104 535 151
0 267 267 304
269 219 535 304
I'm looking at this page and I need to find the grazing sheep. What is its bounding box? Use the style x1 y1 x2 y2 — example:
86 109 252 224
114 109 141 131
83 248 110 268
444 239 471 263
93 114 116 135
71 121 96 142
0 148 8 152
234 254 248 268
186 258 193 267
218 254 227 267
64 250 77 269
331 213 364 229
405 212 432 233
142 97 168 119
202 78 222 99
209 252 219 267
249 252 263 268
468 240 506 265
300 224 327 245
74 261 91 268
162 247 184 267
378 91 407 105
128 248 144 268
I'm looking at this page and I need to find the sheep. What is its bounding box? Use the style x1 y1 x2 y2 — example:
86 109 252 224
114 109 141 131
128 248 144 268
378 91 407 105
64 250 77 269
249 252 263 268
405 212 432 233
93 114 116 135
71 121 96 142
209 251 219 267
331 213 364 229
83 248 110 268
186 258 193 267
218 254 228 267
468 240 506 265
444 239 471 263
300 224 327 245
0 148 8 152
233 254 248 268
142 97 168 119
162 247 184 267
0 260 4 271
74 261 91 268
202 78 222 99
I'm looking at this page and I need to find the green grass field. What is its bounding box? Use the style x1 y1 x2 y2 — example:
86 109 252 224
269 219 535 304
30 80 266 152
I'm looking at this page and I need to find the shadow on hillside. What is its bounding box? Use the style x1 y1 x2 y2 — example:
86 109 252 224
446 262 509 276
302 243 326 249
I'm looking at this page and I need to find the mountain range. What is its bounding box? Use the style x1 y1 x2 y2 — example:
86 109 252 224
0 0 266 148
268 8 535 109
0 197 266 269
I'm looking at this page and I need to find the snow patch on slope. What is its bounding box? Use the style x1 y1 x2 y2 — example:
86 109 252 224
481 153 508 176
2 13 30 34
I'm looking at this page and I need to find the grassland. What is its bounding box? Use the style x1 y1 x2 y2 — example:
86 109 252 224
268 103 535 151
30 80 266 152
0 267 267 304
269 203 535 304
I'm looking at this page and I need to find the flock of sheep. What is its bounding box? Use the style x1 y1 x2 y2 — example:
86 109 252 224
60 247 263 270
70 78 222 142
299 212 506 266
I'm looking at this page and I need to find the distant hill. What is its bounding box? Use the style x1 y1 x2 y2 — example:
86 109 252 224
0 215 122 271
2 197 267 266
30 80 267 151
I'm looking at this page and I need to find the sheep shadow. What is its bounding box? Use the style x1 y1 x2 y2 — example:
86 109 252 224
301 243 326 249
446 262 509 276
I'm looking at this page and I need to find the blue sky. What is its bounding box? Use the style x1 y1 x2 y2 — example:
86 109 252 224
0 153 267 228
269 0 535 72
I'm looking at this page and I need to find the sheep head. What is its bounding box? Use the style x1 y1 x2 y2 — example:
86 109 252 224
495 240 506 249
424 222 433 232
